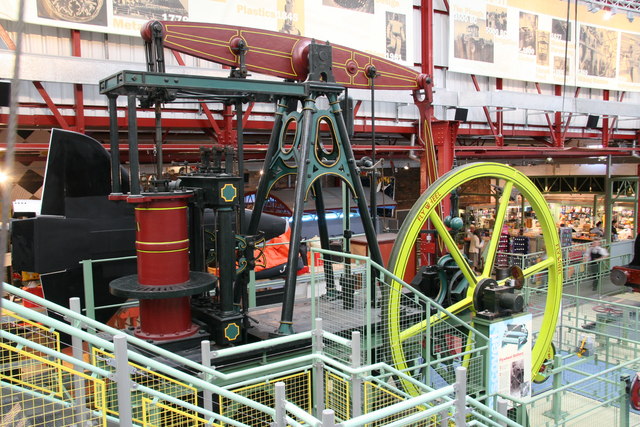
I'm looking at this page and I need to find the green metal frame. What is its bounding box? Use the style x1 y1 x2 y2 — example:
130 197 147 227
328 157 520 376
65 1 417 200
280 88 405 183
99 70 311 99
261 94 358 207
608 176 638 241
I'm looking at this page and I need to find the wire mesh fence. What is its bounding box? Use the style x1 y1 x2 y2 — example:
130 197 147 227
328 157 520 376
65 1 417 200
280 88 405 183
505 240 632 304
0 262 520 427
312 247 490 402
499 288 640 426
219 371 311 426
324 370 351 421
548 291 640 367
141 397 223 427
0 310 107 427
363 379 437 426
503 361 631 427
313 255 371 366
92 347 198 424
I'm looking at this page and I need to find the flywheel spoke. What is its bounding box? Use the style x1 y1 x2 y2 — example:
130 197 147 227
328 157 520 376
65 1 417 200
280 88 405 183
399 297 474 343
482 181 513 277
429 211 477 286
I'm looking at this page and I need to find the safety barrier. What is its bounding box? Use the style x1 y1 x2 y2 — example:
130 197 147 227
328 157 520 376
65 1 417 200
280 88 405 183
311 247 491 400
498 240 632 310
1 279 515 426
497 289 640 426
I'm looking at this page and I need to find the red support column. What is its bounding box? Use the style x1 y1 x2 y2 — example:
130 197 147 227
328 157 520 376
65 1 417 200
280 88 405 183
421 0 434 77
603 89 610 147
418 0 436 194
433 121 459 179
554 85 563 147
221 104 235 145
71 30 85 133
496 78 503 144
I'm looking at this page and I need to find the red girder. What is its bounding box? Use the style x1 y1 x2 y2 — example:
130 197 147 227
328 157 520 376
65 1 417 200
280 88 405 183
71 29 85 134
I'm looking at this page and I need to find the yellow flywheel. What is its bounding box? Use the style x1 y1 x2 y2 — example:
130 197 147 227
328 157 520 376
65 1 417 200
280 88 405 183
387 162 563 396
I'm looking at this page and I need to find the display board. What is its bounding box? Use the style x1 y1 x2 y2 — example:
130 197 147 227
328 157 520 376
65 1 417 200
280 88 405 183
0 0 413 66
485 313 533 406
449 0 640 91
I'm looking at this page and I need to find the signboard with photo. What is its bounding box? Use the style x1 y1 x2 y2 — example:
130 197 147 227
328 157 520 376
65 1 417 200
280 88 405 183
449 0 640 92
486 313 533 407
0 0 413 66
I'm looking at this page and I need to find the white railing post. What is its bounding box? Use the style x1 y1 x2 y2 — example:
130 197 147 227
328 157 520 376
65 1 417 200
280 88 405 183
201 340 213 413
439 407 449 426
454 366 467 426
314 318 325 416
274 381 287 426
113 334 133 426
351 331 362 419
322 409 336 426
497 398 508 427
68 297 88 424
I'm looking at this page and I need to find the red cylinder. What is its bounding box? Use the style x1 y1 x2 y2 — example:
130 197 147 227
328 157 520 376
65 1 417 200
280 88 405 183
135 198 190 285
138 297 196 339
132 194 198 341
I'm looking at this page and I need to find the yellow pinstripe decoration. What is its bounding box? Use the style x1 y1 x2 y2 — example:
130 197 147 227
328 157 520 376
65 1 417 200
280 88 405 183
135 239 190 246
137 248 189 254
135 206 187 211
387 163 562 397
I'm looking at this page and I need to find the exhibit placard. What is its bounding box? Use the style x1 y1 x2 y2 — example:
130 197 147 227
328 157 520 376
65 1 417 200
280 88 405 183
486 313 533 404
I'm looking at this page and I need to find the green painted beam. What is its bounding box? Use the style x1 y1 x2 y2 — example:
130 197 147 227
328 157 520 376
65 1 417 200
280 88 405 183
99 70 313 98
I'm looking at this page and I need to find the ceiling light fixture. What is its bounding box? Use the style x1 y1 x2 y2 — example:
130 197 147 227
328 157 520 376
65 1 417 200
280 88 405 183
588 2 601 13
604 7 617 19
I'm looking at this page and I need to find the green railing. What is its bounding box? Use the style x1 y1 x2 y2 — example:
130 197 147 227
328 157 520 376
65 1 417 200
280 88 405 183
2 279 512 426
310 247 491 398
498 240 632 307
497 290 639 426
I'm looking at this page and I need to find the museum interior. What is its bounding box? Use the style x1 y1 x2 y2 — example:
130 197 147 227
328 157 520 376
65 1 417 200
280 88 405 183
1 0 640 425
